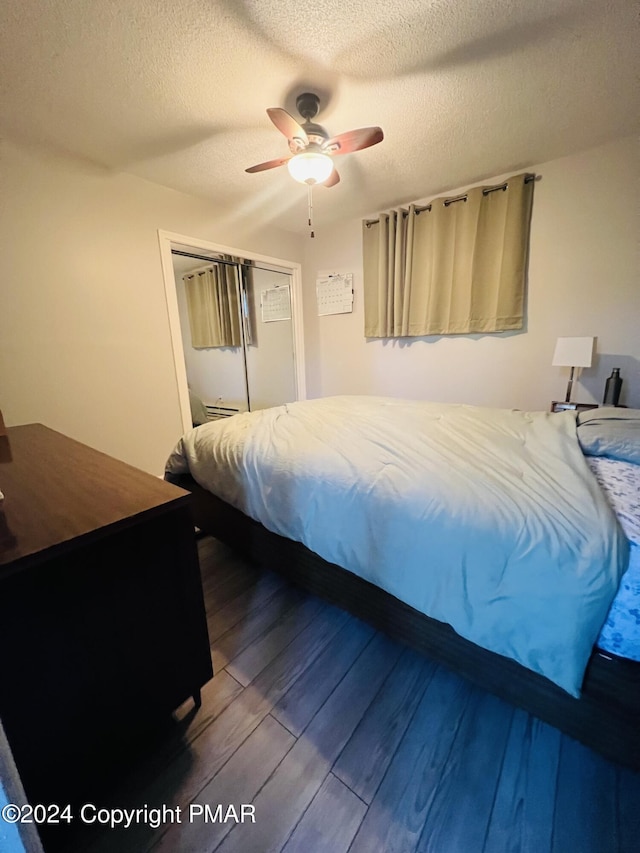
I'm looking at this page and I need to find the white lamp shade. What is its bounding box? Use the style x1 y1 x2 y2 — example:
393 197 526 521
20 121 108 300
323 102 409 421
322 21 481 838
552 336 594 368
287 152 334 185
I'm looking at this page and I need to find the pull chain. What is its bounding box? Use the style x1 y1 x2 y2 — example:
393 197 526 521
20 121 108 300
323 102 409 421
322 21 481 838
307 184 315 238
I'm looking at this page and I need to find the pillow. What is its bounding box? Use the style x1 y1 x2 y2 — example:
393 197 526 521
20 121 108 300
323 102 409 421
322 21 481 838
577 407 640 465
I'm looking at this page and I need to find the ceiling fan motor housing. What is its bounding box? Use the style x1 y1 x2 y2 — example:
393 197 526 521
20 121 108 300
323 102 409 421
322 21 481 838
304 123 328 143
292 94 329 148
296 92 321 121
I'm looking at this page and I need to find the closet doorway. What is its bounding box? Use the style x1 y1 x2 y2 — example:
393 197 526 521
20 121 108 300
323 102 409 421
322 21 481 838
159 231 305 433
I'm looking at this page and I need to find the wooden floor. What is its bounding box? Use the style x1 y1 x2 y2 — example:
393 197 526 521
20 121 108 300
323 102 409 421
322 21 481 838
63 535 639 853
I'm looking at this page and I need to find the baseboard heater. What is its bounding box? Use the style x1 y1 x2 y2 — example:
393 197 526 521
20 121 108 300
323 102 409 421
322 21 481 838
205 404 241 421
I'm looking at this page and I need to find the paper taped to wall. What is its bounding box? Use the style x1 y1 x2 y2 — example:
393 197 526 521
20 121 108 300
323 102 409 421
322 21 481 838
316 273 354 316
261 285 291 322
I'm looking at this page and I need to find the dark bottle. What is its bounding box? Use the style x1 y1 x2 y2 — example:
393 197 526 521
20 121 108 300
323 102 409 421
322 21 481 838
603 368 622 406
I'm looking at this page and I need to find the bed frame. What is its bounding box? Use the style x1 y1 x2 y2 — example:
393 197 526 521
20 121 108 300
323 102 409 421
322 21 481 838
168 472 640 771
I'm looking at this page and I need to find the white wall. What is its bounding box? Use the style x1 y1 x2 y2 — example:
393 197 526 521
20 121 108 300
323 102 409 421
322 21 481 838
0 138 301 474
301 136 639 411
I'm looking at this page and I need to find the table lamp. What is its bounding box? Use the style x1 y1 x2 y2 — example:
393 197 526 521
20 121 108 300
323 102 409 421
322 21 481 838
552 336 595 403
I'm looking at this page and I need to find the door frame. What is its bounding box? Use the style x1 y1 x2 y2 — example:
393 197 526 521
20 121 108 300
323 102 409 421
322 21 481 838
158 229 306 433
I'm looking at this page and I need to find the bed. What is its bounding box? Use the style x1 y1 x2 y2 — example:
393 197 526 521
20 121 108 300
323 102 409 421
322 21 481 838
165 397 640 769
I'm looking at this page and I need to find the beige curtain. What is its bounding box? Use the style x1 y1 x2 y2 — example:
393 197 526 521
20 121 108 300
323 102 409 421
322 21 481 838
184 264 241 348
363 173 534 337
362 205 417 338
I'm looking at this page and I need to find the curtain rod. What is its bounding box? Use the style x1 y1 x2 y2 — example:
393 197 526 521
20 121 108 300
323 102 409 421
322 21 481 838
364 173 536 227
171 250 243 268
171 249 288 276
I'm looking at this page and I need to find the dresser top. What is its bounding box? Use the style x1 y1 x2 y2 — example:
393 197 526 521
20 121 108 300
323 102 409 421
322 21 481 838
0 424 189 572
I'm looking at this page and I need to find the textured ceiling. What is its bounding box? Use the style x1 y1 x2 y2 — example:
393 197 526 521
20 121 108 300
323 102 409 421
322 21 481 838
1 0 637 235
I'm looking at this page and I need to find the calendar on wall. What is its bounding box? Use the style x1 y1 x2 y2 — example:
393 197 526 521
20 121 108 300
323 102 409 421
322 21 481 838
261 284 291 322
316 273 354 316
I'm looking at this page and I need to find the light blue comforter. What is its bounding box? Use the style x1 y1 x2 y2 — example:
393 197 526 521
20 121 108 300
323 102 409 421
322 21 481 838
166 396 629 696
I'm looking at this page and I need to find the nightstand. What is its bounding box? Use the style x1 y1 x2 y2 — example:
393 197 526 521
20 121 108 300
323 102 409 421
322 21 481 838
550 401 598 413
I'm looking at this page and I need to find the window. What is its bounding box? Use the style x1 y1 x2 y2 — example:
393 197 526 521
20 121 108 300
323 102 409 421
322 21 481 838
363 173 534 337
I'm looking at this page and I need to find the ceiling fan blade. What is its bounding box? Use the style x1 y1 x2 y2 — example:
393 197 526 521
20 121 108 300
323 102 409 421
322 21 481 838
245 156 291 173
266 108 309 147
323 126 384 155
324 168 340 188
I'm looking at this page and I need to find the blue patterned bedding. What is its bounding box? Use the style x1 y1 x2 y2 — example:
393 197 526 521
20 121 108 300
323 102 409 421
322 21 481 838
589 457 640 660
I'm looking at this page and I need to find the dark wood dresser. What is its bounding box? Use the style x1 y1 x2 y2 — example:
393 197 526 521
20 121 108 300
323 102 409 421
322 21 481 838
0 424 213 817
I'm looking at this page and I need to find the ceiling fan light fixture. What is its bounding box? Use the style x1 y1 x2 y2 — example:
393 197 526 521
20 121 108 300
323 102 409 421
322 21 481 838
287 151 334 185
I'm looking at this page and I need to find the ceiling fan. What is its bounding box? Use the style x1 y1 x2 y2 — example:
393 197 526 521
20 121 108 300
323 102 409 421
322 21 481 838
245 92 384 189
